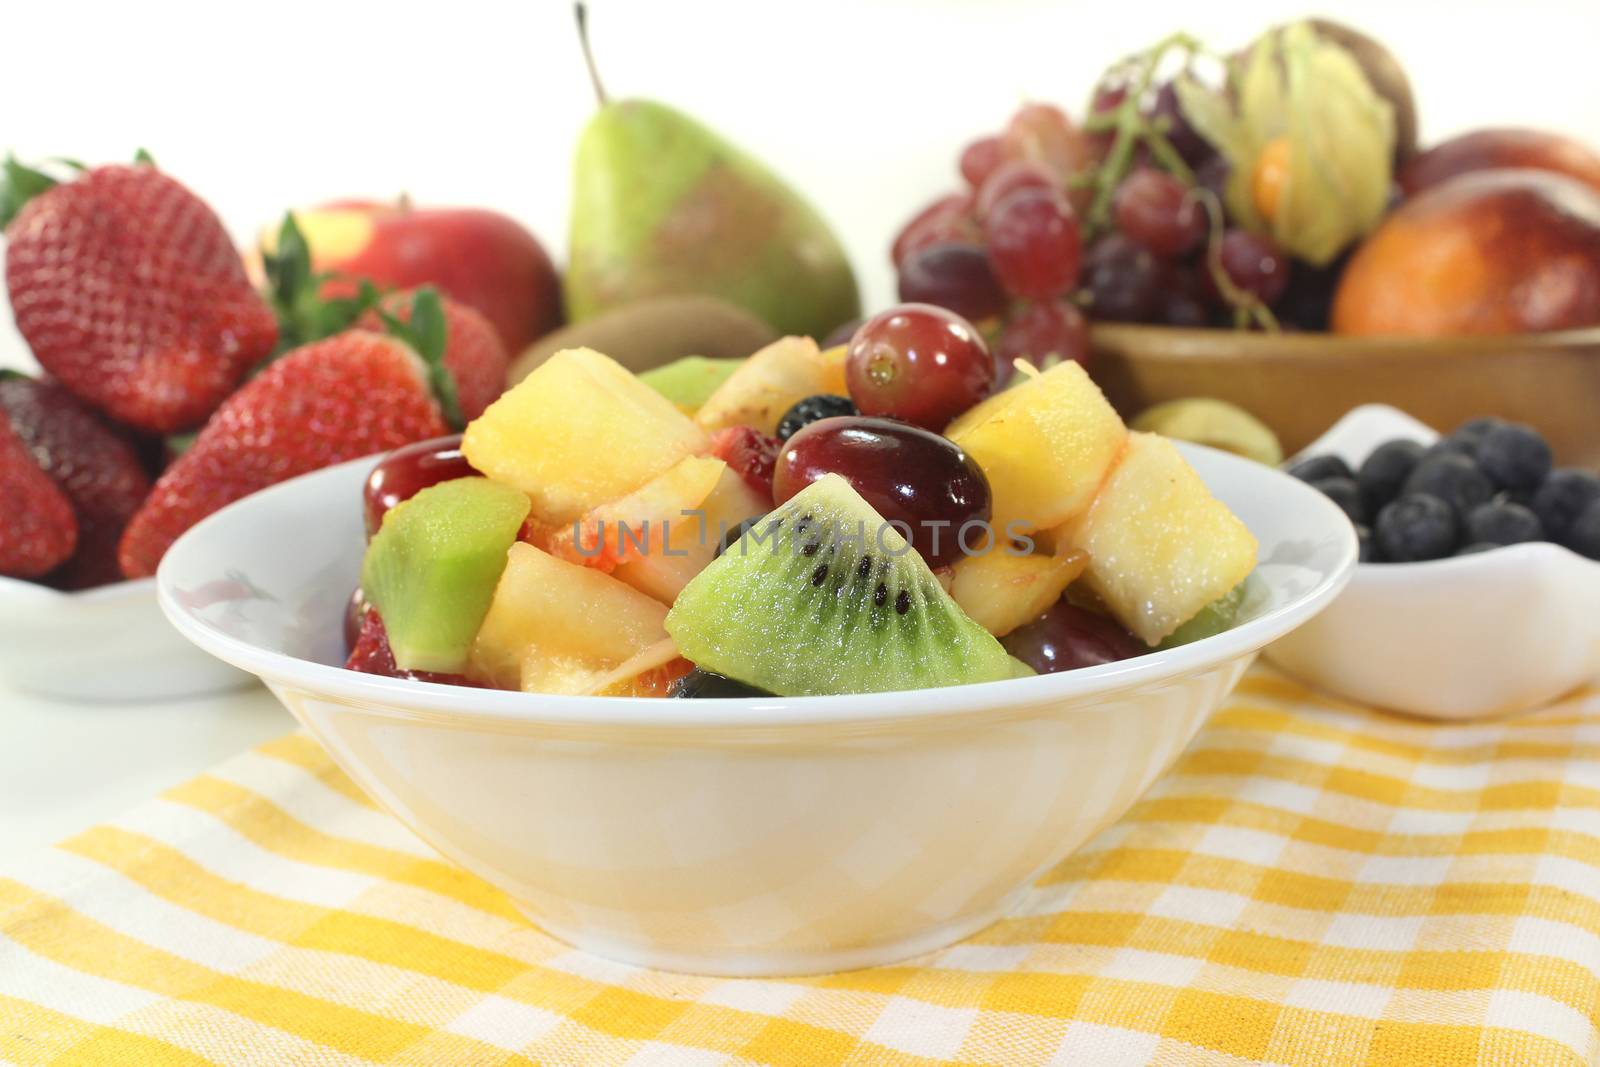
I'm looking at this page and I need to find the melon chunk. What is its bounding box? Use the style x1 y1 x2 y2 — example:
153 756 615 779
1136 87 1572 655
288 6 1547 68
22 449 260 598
469 542 669 692
462 347 709 525
946 361 1126 535
613 461 770 603
693 337 847 435
1063 432 1257 645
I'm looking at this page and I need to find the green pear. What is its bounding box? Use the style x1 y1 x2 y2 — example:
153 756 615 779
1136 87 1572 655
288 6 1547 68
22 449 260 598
566 99 861 339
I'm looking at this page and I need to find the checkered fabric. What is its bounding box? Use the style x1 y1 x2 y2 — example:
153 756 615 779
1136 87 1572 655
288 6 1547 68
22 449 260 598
4 667 1600 1066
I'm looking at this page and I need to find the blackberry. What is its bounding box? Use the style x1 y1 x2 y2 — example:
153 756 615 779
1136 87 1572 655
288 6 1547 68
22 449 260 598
776 395 855 441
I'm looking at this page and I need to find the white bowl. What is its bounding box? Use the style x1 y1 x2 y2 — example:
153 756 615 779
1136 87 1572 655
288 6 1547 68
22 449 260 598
0 575 253 702
157 445 1355 976
1266 404 1600 720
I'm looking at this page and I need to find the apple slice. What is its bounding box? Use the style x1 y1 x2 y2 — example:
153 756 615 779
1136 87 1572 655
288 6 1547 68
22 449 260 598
613 461 769 602
548 455 726 572
948 537 1088 637
693 337 847 435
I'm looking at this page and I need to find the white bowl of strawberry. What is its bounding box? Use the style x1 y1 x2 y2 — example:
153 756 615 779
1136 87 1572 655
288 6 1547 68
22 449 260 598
157 302 1355 975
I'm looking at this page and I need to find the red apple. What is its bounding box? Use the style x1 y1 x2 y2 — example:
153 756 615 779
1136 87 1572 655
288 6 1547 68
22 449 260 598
265 199 562 353
1399 128 1600 198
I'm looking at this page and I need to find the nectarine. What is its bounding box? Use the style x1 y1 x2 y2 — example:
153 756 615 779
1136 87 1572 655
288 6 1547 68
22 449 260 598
1332 170 1600 336
1399 128 1600 198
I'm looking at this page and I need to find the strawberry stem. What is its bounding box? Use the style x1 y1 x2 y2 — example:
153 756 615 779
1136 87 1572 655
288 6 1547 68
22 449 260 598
260 212 383 362
378 288 465 431
0 156 61 228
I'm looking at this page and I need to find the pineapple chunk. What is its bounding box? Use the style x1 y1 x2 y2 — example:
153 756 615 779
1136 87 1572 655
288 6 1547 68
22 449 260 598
694 337 847 435
946 361 1126 535
1063 432 1257 645
549 455 727 572
470 542 668 691
949 538 1088 637
613 461 769 603
462 348 709 525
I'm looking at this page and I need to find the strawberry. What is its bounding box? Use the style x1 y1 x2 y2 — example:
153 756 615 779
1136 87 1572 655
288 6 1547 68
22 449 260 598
345 607 483 687
709 426 780 503
0 374 153 588
359 291 508 420
2 158 279 433
0 410 77 578
118 308 457 577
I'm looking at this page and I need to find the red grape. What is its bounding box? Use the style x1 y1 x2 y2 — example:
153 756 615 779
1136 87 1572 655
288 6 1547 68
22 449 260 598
984 187 1083 301
1001 601 1144 674
1215 229 1291 306
974 159 1055 218
895 242 1009 324
1113 167 1205 257
1002 103 1096 189
995 301 1089 383
1083 234 1168 323
364 434 473 537
1159 273 1212 328
772 416 991 568
959 136 1005 190
1195 156 1231 216
1148 82 1213 166
846 303 995 430
1086 83 1128 159
891 194 976 267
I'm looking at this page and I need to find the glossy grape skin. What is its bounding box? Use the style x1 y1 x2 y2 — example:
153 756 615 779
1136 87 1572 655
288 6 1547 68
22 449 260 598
772 416 992 568
995 300 1089 384
984 188 1083 300
846 303 995 430
1215 230 1291 306
959 136 1005 190
1083 234 1168 323
890 194 976 267
896 243 1010 324
974 159 1055 218
1001 103 1097 204
1002 601 1145 674
1113 168 1205 257
363 434 473 537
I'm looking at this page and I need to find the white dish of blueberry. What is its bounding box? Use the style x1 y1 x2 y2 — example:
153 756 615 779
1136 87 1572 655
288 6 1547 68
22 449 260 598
1267 404 1600 720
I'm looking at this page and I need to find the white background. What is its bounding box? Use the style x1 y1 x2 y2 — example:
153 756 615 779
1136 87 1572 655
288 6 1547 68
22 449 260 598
3 1 1599 855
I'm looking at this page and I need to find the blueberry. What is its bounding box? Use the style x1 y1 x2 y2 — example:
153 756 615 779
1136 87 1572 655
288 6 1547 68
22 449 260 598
1473 422 1552 492
714 515 769 558
1464 501 1544 546
1311 476 1365 524
1357 439 1425 511
1375 494 1458 562
1403 453 1493 517
776 394 855 441
1532 469 1600 544
1568 500 1600 561
1449 416 1507 449
1355 524 1377 563
1455 542 1500 556
669 669 772 698
1286 454 1352 483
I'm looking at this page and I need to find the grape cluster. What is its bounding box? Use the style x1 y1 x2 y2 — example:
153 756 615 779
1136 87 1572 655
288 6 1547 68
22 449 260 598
890 61 1322 362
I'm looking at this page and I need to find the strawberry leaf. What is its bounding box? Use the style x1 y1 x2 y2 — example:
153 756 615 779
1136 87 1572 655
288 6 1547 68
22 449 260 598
378 287 465 431
260 212 383 363
0 156 60 228
133 147 157 166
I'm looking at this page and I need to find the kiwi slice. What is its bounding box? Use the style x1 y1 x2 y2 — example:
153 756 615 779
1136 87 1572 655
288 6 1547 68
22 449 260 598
361 477 530 674
639 356 744 410
1155 576 1254 650
664 474 1014 696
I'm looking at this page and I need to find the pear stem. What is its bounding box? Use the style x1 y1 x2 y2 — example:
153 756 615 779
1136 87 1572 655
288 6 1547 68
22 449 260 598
574 2 608 106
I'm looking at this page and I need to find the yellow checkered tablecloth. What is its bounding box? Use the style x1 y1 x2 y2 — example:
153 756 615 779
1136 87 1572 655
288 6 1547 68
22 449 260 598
5 668 1600 1066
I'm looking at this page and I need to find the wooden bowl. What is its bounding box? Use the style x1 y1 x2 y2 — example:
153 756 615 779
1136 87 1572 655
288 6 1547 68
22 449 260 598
1090 325 1600 466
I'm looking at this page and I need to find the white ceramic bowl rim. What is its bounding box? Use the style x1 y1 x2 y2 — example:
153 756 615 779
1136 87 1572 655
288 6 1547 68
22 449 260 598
158 446 1358 731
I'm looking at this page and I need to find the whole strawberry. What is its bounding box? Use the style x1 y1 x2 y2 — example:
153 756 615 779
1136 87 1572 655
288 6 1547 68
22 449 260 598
359 291 508 420
0 410 77 577
0 374 153 588
2 158 279 433
118 301 459 577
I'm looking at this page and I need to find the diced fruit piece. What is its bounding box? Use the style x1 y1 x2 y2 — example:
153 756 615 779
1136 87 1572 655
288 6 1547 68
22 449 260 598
462 347 709 525
638 356 745 411
550 455 726 572
470 542 668 692
1002 602 1144 674
948 538 1088 637
1062 433 1258 645
360 477 530 673
613 460 769 602
584 639 694 697
708 426 780 502
670 669 773 698
693 337 847 435
1156 581 1249 649
665 474 1014 696
946 360 1127 535
344 608 485 688
363 434 473 537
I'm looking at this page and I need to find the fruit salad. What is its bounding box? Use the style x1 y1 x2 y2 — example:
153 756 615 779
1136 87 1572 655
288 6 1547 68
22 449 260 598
346 303 1260 698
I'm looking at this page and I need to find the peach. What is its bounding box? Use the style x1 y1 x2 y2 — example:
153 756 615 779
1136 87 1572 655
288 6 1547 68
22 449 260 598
1332 170 1600 336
